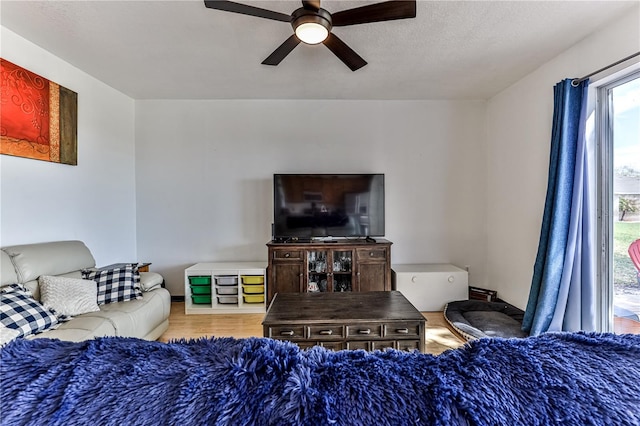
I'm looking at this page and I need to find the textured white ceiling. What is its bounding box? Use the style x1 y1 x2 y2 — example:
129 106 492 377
1 0 637 100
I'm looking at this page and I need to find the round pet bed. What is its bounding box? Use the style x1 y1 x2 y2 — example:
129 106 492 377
444 300 528 340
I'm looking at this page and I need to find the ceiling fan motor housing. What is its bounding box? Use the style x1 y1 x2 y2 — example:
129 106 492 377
291 8 332 44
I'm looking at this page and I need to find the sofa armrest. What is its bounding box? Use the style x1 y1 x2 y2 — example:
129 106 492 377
140 272 164 292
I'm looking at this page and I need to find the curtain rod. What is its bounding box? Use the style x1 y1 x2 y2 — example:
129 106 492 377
571 51 640 86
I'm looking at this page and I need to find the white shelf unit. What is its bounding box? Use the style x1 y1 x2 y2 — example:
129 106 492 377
185 262 267 314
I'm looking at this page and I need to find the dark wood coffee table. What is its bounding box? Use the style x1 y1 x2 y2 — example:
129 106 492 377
262 291 426 352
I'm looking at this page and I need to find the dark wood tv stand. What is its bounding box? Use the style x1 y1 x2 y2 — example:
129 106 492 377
266 238 392 304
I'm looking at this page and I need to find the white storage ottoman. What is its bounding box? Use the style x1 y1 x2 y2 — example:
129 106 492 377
392 264 468 312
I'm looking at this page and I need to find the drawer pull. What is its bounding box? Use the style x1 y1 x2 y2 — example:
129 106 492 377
280 330 294 336
369 252 374 257
319 330 333 336
284 253 290 258
358 329 371 335
396 328 409 334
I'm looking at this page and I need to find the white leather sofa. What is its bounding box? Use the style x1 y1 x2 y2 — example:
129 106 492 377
0 240 171 341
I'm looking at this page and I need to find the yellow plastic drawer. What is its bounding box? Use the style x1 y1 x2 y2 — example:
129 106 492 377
242 284 264 294
241 275 264 284
243 294 264 303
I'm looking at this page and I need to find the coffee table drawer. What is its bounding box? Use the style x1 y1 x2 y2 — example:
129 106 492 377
267 325 305 339
346 341 370 351
308 325 345 340
319 341 345 351
397 340 421 352
346 323 382 338
370 341 396 351
384 322 422 338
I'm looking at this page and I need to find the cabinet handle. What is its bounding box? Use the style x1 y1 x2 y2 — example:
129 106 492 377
280 330 294 336
319 330 333 335
284 253 290 258
370 252 374 257
358 329 371 335
396 328 409 334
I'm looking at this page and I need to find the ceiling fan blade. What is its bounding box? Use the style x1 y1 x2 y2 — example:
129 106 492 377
262 35 301 66
203 0 291 22
302 0 321 11
332 1 416 27
323 33 367 71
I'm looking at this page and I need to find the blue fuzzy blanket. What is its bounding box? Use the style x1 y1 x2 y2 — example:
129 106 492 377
1 333 639 426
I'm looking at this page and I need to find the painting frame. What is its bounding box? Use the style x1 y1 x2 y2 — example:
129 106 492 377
0 58 78 165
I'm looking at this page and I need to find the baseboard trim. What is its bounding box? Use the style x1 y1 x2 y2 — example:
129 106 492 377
171 295 185 302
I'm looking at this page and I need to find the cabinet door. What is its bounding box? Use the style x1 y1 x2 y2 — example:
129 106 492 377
331 250 353 292
357 262 388 292
356 247 389 292
269 262 303 303
307 250 329 293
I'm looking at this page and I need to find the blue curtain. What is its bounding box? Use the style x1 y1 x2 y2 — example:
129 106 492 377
522 78 596 336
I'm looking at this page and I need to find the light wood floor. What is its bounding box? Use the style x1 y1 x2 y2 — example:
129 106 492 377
158 302 640 353
159 302 466 355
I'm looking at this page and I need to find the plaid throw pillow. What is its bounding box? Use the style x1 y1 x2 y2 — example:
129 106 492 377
0 284 60 338
82 265 142 305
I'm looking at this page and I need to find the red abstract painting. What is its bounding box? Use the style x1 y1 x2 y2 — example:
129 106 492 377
0 58 77 165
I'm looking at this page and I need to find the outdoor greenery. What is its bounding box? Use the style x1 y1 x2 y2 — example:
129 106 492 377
619 197 638 221
614 221 640 291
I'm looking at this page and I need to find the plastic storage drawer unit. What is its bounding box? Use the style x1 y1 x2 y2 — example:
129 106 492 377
217 296 238 304
191 295 212 304
189 276 211 285
243 294 265 303
242 284 264 294
191 285 211 295
216 286 238 295
241 275 264 285
215 276 238 285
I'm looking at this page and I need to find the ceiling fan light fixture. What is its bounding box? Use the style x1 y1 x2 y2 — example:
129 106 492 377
291 8 332 45
295 22 329 44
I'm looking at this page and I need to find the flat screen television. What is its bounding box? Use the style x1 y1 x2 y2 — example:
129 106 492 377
273 174 385 239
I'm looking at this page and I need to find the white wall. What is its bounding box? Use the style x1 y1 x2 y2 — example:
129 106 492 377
135 100 487 295
0 28 137 264
485 7 640 309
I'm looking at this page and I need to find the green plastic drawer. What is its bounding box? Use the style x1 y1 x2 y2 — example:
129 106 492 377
190 285 211 295
191 295 212 304
189 276 211 285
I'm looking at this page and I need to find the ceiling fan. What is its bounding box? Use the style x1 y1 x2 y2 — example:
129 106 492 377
203 0 416 71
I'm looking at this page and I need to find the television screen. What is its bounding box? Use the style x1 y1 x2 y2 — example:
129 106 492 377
273 174 385 239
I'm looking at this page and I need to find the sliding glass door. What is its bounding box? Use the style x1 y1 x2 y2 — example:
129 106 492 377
597 72 640 333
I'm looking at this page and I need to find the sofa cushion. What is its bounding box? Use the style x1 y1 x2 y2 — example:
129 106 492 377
0 284 60 338
30 289 170 342
39 275 100 317
29 315 117 342
83 265 142 305
3 241 96 284
0 324 21 347
81 288 170 339
0 251 18 287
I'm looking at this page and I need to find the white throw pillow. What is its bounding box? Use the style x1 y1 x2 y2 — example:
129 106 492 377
38 275 100 317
